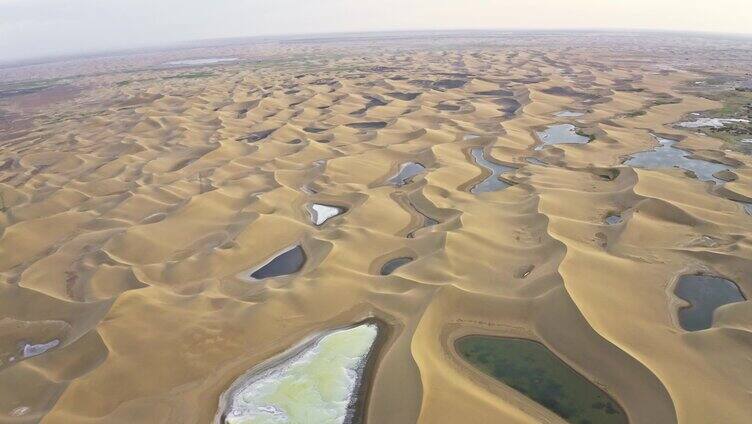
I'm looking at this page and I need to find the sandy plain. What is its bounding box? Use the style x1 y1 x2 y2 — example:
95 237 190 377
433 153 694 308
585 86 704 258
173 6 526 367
0 32 751 423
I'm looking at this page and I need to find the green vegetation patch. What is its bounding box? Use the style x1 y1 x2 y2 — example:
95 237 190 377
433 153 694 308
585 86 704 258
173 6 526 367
623 110 647 118
651 94 682 106
702 90 752 120
690 89 752 153
575 128 596 142
457 336 627 424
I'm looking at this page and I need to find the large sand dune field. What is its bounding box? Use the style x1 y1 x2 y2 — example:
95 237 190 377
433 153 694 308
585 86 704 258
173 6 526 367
0 32 751 423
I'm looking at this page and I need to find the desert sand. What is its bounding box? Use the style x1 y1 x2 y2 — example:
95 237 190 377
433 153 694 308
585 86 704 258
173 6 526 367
0 32 751 423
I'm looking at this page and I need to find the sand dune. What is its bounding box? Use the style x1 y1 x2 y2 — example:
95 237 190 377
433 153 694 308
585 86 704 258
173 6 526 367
0 33 750 423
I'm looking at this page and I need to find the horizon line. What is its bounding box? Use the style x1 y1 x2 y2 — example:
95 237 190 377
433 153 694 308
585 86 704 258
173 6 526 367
3 27 752 69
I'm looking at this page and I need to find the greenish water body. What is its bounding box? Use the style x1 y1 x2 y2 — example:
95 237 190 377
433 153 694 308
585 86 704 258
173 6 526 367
457 336 627 424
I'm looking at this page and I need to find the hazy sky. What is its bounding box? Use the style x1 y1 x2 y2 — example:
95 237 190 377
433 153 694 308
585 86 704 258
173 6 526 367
2 0 751 62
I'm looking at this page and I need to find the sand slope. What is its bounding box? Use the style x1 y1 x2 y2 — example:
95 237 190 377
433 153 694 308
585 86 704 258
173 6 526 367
0 34 750 423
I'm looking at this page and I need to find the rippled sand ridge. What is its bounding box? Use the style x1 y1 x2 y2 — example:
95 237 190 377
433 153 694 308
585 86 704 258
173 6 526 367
0 32 751 423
